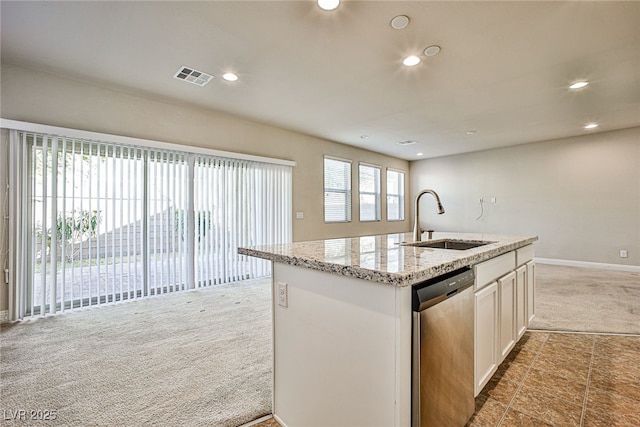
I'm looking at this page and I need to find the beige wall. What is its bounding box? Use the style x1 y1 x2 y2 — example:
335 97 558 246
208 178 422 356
1 64 411 241
410 127 640 266
0 63 412 311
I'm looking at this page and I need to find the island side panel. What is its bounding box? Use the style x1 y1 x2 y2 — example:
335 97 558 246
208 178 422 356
272 262 411 427
395 274 413 427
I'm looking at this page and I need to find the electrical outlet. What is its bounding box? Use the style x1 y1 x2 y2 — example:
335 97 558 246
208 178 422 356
491 197 497 203
277 282 288 307
619 250 628 258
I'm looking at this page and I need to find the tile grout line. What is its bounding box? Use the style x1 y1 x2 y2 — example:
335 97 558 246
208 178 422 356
528 329 640 338
579 337 596 427
495 332 550 426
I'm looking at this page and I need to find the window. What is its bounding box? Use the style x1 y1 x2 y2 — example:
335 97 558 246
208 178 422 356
387 168 405 221
359 163 380 222
324 156 352 222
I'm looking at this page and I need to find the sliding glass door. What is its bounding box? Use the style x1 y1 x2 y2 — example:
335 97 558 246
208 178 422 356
13 130 291 319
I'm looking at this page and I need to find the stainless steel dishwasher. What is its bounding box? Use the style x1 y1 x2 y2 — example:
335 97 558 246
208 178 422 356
412 267 475 427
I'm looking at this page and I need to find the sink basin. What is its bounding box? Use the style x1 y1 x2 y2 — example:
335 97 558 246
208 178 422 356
402 239 494 250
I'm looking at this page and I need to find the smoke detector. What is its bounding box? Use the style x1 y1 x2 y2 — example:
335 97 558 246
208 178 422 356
174 66 213 86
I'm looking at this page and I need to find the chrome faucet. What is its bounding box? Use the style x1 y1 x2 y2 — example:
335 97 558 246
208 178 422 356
413 189 445 242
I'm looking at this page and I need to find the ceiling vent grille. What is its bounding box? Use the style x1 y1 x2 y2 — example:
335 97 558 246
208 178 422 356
173 66 213 86
397 140 417 145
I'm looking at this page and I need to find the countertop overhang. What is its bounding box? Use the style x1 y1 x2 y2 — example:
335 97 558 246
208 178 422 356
238 232 538 287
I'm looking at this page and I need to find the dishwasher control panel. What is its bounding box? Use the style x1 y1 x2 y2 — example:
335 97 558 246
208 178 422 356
412 268 475 312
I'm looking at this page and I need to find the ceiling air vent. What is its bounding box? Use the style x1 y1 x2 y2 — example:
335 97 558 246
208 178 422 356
173 66 213 87
397 140 417 146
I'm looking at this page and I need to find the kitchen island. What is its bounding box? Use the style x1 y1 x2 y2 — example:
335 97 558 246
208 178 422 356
239 231 538 427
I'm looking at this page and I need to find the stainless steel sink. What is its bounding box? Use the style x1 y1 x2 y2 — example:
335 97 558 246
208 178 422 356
402 239 494 250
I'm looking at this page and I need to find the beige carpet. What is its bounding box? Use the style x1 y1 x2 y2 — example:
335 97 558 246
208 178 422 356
529 263 640 335
0 278 272 427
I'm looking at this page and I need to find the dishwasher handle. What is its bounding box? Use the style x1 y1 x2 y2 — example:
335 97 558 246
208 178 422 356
412 268 475 312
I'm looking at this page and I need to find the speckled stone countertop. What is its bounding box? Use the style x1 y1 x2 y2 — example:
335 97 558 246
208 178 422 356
238 232 538 287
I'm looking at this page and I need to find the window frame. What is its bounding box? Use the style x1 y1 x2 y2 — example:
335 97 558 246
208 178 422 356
358 162 381 222
386 168 405 222
323 156 352 223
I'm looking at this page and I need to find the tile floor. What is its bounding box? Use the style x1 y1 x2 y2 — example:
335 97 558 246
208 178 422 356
469 331 640 426
255 331 640 427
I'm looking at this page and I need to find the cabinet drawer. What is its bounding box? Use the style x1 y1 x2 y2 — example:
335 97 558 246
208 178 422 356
474 252 516 290
516 245 534 266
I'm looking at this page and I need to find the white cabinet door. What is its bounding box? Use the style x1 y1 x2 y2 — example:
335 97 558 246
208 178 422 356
526 261 536 324
498 271 516 362
515 266 527 339
474 281 498 396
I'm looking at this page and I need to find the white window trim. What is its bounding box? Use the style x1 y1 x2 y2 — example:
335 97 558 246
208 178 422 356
324 155 353 164
386 167 405 174
358 162 381 222
323 155 352 223
386 167 405 222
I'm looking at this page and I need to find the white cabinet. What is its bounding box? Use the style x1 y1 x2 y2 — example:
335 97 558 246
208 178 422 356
474 246 535 397
474 281 498 397
498 271 516 360
526 261 536 324
515 266 527 339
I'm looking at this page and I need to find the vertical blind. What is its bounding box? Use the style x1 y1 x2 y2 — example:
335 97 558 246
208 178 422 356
8 130 292 319
193 155 291 286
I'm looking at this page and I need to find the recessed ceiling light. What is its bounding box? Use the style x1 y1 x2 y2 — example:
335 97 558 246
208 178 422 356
424 45 441 56
403 55 421 67
466 130 476 135
584 123 599 129
416 152 424 156
360 135 369 139
317 0 339 11
222 73 238 82
397 140 417 146
569 81 589 90
390 15 410 30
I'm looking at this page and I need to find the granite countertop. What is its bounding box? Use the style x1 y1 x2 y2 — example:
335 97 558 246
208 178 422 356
238 232 538 287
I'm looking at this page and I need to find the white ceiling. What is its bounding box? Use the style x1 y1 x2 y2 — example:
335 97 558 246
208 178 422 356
2 1 639 160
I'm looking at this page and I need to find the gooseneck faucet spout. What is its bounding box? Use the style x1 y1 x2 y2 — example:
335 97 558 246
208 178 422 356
413 189 445 242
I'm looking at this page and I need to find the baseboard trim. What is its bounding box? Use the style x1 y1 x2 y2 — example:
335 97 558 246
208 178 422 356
274 414 288 427
239 415 274 427
535 257 640 273
528 329 640 337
